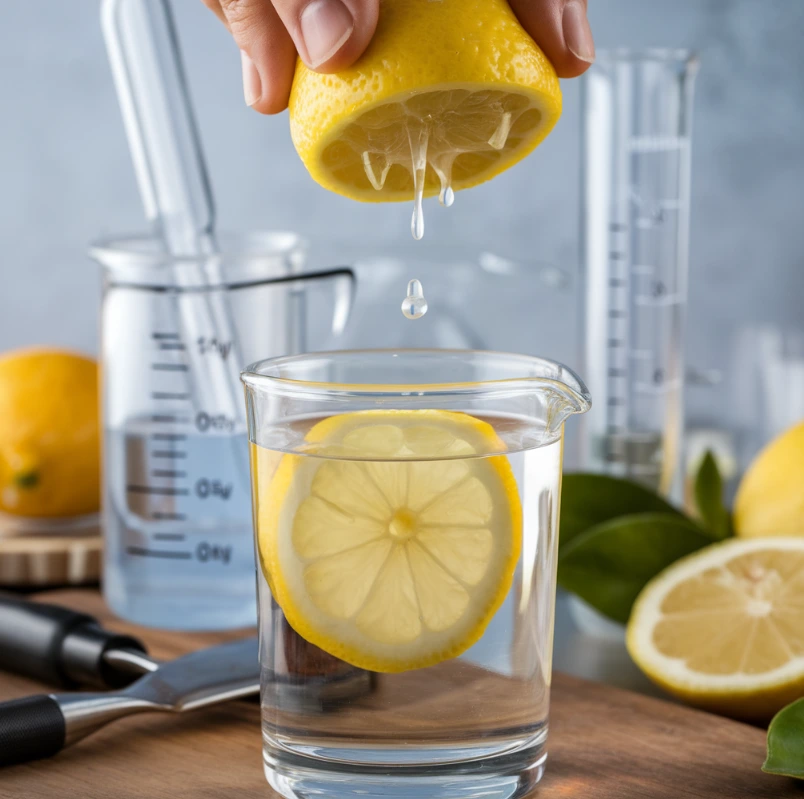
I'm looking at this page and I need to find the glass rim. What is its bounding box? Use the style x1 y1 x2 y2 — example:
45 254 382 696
241 348 592 411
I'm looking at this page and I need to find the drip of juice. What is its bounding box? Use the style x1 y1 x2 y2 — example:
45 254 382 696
401 278 427 320
407 124 429 241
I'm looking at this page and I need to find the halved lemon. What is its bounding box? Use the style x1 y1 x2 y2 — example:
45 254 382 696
255 410 522 672
289 0 562 202
627 537 804 722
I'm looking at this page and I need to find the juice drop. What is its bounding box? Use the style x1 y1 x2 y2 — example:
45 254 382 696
433 158 455 208
408 123 429 240
401 278 428 320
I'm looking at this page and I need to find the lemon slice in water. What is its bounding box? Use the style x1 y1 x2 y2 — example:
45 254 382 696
289 0 562 207
256 410 522 673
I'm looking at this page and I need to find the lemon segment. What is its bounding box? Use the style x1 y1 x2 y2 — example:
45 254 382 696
289 0 562 202
255 410 522 673
627 537 804 722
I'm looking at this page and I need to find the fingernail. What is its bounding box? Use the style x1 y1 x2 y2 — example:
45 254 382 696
299 0 354 69
563 1 595 64
240 49 261 107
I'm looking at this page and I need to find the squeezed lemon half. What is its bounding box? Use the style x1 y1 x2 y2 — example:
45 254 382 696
627 537 804 722
289 0 562 203
255 410 522 672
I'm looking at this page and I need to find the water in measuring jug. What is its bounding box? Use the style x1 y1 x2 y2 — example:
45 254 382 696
104 417 255 630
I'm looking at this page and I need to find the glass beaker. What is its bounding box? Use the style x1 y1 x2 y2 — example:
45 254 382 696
91 232 354 631
579 50 698 499
242 349 590 799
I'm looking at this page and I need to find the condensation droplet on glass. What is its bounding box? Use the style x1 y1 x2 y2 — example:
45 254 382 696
401 278 428 320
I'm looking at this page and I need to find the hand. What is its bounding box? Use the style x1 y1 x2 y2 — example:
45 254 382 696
203 0 595 114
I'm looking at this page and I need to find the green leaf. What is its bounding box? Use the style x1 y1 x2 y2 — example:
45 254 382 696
558 512 712 624
693 451 732 540
560 473 684 552
764 698 804 779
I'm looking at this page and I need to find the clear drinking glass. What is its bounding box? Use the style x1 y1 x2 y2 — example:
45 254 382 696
242 349 590 799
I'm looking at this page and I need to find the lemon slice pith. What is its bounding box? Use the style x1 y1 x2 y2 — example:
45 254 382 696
627 537 804 722
256 410 522 673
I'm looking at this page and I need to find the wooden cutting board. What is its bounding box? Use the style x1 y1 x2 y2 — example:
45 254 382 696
0 590 797 799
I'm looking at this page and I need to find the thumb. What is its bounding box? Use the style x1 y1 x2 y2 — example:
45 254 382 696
271 0 380 72
508 0 595 79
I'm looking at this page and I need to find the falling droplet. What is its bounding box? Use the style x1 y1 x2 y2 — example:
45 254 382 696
362 150 390 191
401 278 428 320
488 111 513 151
433 158 455 208
408 123 429 240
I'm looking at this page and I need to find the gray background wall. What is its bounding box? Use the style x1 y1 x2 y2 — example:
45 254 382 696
1 1 802 432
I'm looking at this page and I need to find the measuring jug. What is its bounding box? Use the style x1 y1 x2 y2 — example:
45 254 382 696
91 231 353 631
579 49 698 499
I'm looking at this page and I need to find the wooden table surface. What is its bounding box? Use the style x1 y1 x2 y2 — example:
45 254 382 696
0 590 798 799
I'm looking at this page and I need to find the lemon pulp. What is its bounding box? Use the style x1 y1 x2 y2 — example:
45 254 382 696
254 410 523 673
627 537 804 722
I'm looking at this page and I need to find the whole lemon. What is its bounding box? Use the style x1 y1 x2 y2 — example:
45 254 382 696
0 348 100 518
734 421 804 537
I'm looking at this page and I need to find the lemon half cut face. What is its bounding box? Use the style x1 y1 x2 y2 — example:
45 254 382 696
255 410 523 673
289 0 562 203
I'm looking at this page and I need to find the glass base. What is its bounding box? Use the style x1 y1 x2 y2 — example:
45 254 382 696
263 741 547 799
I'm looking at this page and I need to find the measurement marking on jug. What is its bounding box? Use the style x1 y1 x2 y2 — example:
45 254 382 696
196 479 233 500
153 533 186 541
125 546 192 560
151 469 187 478
151 415 189 424
151 432 187 441
151 512 187 522
195 411 236 433
152 363 189 372
151 392 191 401
157 342 186 351
151 332 181 340
197 337 232 361
126 484 189 496
152 450 188 459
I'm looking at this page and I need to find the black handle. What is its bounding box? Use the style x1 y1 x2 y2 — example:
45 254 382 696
0 593 147 689
0 695 65 767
